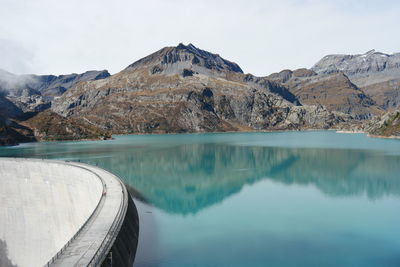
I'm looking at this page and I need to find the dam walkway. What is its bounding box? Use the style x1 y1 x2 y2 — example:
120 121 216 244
0 158 129 267
47 161 128 267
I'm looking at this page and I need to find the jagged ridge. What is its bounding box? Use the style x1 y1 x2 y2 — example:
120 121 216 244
125 43 243 75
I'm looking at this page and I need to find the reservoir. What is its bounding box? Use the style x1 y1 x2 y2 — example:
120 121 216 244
1 131 400 267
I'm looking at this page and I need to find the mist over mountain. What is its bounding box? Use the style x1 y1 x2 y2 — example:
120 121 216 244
0 69 111 145
0 69 110 115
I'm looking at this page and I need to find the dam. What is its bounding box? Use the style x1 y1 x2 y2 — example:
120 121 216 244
0 158 138 267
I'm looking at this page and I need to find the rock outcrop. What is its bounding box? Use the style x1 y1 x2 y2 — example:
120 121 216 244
125 43 243 75
52 43 348 134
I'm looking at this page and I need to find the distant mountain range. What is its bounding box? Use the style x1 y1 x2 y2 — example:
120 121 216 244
0 69 110 145
312 50 400 110
1 44 399 145
0 69 110 115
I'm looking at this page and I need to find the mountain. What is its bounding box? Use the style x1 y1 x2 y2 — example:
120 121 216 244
0 69 110 115
52 43 348 134
125 43 244 75
267 68 380 119
0 69 111 145
4 44 399 145
312 50 400 110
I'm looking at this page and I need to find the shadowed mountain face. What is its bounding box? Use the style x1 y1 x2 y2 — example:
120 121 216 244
0 93 24 119
0 95 36 145
0 117 35 146
52 43 347 134
311 50 400 111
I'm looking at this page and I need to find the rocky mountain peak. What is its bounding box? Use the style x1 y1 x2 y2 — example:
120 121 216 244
125 43 243 75
312 50 400 76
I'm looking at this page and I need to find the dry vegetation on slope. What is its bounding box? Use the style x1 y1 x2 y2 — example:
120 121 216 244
24 110 111 141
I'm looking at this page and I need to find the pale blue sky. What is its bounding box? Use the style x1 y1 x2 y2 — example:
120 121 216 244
0 0 399 76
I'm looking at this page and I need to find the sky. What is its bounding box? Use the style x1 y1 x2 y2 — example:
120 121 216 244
0 0 399 76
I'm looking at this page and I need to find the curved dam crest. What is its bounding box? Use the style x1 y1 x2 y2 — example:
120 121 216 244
0 158 138 267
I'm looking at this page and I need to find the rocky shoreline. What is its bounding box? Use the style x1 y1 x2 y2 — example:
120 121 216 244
5 127 399 149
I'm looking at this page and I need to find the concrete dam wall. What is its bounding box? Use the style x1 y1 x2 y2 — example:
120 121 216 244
0 158 138 267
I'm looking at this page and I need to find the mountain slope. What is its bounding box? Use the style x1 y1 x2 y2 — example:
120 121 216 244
267 69 380 119
24 110 111 141
52 43 348 134
0 69 110 114
0 69 112 145
312 50 400 110
0 116 35 146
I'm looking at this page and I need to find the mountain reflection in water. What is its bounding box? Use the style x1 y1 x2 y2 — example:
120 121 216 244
2 132 399 215
95 144 400 215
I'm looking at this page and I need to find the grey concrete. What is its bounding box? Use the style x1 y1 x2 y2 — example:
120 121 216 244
0 158 128 267
48 162 128 267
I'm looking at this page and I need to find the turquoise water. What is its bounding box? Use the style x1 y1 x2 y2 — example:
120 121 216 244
1 131 400 267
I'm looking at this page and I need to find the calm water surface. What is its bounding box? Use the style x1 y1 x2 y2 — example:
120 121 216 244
1 131 400 267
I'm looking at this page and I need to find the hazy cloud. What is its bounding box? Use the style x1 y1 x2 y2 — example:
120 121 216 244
0 0 399 76
0 39 34 74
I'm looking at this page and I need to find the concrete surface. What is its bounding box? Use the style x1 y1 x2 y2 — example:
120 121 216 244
49 162 127 267
0 158 128 267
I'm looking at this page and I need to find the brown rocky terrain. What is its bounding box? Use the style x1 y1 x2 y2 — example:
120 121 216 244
311 50 400 111
362 80 400 110
267 69 381 119
23 110 111 142
52 44 349 134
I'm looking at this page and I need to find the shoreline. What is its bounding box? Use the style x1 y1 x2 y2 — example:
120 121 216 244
367 134 400 140
2 128 399 148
